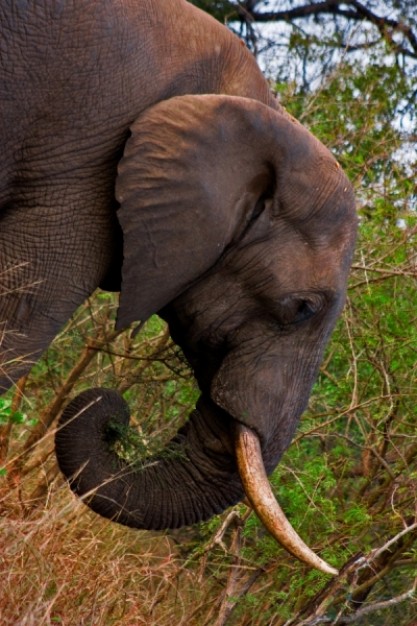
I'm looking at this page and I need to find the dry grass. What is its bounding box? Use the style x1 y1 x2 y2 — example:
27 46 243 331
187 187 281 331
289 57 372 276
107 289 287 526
1 275 417 625
0 482 209 626
0 303 215 626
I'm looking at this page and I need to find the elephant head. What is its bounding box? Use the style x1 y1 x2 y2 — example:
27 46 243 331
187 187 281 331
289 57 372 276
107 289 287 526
56 95 356 575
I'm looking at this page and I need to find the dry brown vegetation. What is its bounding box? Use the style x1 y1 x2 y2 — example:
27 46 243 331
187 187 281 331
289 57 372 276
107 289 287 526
1 263 416 625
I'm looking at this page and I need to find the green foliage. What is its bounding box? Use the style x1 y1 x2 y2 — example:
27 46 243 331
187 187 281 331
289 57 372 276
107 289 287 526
107 418 187 468
0 397 35 428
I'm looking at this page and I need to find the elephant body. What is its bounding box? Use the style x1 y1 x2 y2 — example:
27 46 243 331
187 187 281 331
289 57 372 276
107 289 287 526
1 0 356 560
0 0 273 383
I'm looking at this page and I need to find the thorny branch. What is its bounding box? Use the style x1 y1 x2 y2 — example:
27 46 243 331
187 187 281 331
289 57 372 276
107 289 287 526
285 578 416 624
282 522 417 625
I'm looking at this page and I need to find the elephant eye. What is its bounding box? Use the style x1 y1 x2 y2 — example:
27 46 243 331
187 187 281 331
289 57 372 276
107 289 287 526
278 295 323 327
293 300 317 324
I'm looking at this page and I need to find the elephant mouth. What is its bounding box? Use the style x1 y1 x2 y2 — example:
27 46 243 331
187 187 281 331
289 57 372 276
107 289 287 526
234 422 338 576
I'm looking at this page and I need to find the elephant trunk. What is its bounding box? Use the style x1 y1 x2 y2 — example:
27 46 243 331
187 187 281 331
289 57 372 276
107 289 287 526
55 388 244 530
56 387 337 576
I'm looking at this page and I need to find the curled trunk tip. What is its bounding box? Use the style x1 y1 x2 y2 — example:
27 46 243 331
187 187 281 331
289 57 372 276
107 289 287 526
55 388 244 529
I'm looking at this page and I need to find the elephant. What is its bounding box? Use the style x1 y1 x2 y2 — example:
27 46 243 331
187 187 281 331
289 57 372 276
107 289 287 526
0 0 356 575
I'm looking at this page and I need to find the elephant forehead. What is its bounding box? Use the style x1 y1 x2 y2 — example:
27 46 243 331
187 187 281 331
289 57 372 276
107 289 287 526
286 236 353 289
231 217 352 284
276 150 357 239
282 204 357 288
239 249 347 310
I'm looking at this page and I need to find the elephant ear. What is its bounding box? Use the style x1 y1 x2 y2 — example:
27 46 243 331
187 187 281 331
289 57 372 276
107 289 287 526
115 94 276 328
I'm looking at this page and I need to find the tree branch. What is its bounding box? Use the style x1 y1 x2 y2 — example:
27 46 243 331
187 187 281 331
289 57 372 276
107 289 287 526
235 0 417 59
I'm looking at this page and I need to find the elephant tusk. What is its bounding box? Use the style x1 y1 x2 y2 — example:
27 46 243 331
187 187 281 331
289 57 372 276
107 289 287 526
235 424 339 576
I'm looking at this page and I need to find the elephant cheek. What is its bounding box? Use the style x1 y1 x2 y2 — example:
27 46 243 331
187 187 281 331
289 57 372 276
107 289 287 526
210 352 308 469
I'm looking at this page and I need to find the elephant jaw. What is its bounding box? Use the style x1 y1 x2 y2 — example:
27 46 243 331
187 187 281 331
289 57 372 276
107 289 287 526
234 423 338 576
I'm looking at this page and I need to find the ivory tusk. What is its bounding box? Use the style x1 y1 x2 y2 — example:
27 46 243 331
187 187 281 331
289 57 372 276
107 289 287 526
235 423 338 576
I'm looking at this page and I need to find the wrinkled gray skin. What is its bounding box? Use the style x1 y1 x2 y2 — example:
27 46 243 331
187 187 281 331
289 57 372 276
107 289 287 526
0 0 356 529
